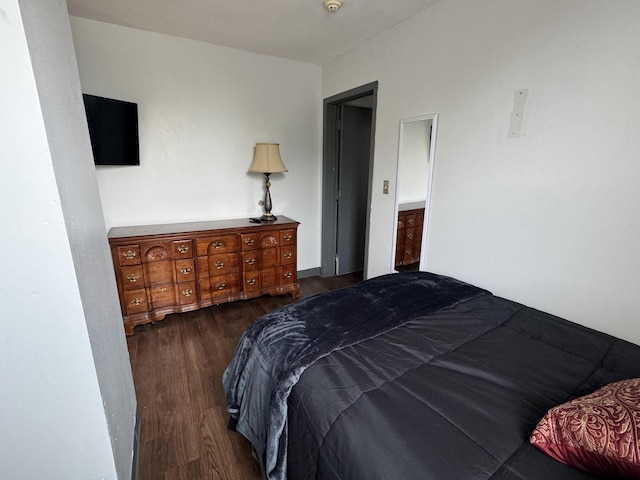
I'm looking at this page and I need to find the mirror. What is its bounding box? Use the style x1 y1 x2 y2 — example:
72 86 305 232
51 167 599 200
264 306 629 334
393 114 437 272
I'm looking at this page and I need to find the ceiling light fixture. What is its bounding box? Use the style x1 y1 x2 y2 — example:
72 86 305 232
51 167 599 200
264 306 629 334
324 0 343 12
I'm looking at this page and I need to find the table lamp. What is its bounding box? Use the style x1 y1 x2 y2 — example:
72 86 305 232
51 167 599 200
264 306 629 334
248 143 288 222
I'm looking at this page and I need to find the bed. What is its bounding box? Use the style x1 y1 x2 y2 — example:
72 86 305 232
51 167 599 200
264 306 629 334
223 272 640 479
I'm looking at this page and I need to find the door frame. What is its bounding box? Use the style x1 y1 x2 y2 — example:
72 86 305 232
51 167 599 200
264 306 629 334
321 81 378 277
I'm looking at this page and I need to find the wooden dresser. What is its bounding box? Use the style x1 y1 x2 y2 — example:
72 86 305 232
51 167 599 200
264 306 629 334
108 217 300 335
395 204 425 267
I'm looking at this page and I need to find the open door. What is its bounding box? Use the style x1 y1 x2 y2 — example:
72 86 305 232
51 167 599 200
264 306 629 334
321 82 377 277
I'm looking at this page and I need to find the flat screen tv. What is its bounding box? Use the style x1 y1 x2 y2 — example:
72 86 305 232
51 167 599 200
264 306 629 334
83 94 140 166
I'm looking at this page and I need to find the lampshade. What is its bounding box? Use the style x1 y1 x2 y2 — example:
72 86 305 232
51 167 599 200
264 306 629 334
248 143 288 174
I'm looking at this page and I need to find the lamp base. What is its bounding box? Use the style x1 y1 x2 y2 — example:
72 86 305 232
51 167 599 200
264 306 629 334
260 214 277 222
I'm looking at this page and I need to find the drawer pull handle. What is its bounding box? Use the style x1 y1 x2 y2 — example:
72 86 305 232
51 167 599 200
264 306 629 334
178 244 189 254
408 218 414 224
283 252 292 259
123 250 137 259
127 273 140 283
182 288 193 297
130 297 143 306
158 287 167 293
180 267 192 274
213 241 223 249
215 261 224 269
407 233 413 239
406 249 412 255
284 272 293 279
216 282 226 290
247 278 256 286
245 238 255 246
283 234 292 241
246 257 255 265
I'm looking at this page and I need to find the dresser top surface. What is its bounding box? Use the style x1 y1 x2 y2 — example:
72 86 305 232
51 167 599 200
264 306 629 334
108 216 299 240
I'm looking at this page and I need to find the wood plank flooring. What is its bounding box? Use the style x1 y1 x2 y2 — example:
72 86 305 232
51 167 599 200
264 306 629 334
126 273 362 480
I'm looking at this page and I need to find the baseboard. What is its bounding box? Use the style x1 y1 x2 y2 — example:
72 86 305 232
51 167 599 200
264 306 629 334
131 409 141 480
297 267 320 279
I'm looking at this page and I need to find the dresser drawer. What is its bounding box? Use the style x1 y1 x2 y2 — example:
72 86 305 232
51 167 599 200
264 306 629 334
209 274 240 298
173 239 194 258
260 267 278 289
280 246 296 266
140 241 173 263
117 245 141 266
196 235 238 256
175 259 195 282
243 272 261 292
279 229 295 246
144 260 175 286
124 289 148 315
178 282 197 305
240 233 258 251
242 251 260 271
260 247 279 268
280 266 296 285
258 231 279 248
121 265 145 291
149 284 176 309
207 253 239 277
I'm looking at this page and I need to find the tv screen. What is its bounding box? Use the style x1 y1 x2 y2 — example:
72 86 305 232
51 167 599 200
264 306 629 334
83 94 140 166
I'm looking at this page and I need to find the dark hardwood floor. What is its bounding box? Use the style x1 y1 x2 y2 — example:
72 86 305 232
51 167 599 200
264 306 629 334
126 273 362 480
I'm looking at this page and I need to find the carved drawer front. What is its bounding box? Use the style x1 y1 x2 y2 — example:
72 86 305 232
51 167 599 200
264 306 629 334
118 245 141 266
242 251 259 271
124 289 148 315
280 267 296 285
144 261 175 286
280 246 296 266
403 246 415 263
260 267 278 289
209 274 240 298
279 229 295 246
258 231 279 248
141 241 173 263
207 253 239 277
260 247 279 268
173 239 194 258
404 213 416 228
178 281 197 305
243 272 261 292
149 284 177 309
241 234 258 251
121 266 145 291
404 227 416 244
175 259 195 282
196 235 238 256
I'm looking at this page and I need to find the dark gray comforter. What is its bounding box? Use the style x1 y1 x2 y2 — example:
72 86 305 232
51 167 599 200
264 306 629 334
287 289 640 479
223 272 486 480
224 272 640 479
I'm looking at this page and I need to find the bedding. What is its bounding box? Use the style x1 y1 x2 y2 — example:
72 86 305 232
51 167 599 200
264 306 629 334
223 272 640 479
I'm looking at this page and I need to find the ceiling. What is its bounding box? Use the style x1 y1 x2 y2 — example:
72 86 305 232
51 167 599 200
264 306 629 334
66 0 441 65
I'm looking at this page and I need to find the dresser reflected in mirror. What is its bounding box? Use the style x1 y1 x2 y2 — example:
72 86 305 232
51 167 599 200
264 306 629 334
393 115 437 272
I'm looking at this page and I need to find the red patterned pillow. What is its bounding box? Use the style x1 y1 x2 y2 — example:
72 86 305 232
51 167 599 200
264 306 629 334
530 378 640 478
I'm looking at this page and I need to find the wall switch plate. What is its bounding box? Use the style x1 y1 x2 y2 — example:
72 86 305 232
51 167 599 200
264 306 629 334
383 180 389 194
508 88 529 137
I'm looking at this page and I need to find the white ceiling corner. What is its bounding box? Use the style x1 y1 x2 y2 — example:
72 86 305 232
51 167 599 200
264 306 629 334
66 0 441 65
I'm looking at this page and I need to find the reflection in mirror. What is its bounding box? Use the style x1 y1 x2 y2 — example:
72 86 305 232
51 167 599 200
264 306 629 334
393 115 437 272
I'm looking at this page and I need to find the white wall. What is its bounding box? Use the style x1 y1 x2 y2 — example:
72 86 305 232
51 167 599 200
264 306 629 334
323 0 640 344
70 17 323 271
1 0 135 478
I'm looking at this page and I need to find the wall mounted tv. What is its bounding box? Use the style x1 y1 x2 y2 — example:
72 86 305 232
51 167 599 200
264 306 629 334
83 94 140 166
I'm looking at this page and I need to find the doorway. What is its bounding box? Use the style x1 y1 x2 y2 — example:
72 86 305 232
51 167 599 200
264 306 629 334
321 82 378 277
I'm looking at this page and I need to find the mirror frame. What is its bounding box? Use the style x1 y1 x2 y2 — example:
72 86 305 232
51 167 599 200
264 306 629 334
391 113 438 272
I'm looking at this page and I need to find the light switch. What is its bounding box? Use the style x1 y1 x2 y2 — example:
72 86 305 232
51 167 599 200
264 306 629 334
383 180 389 194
